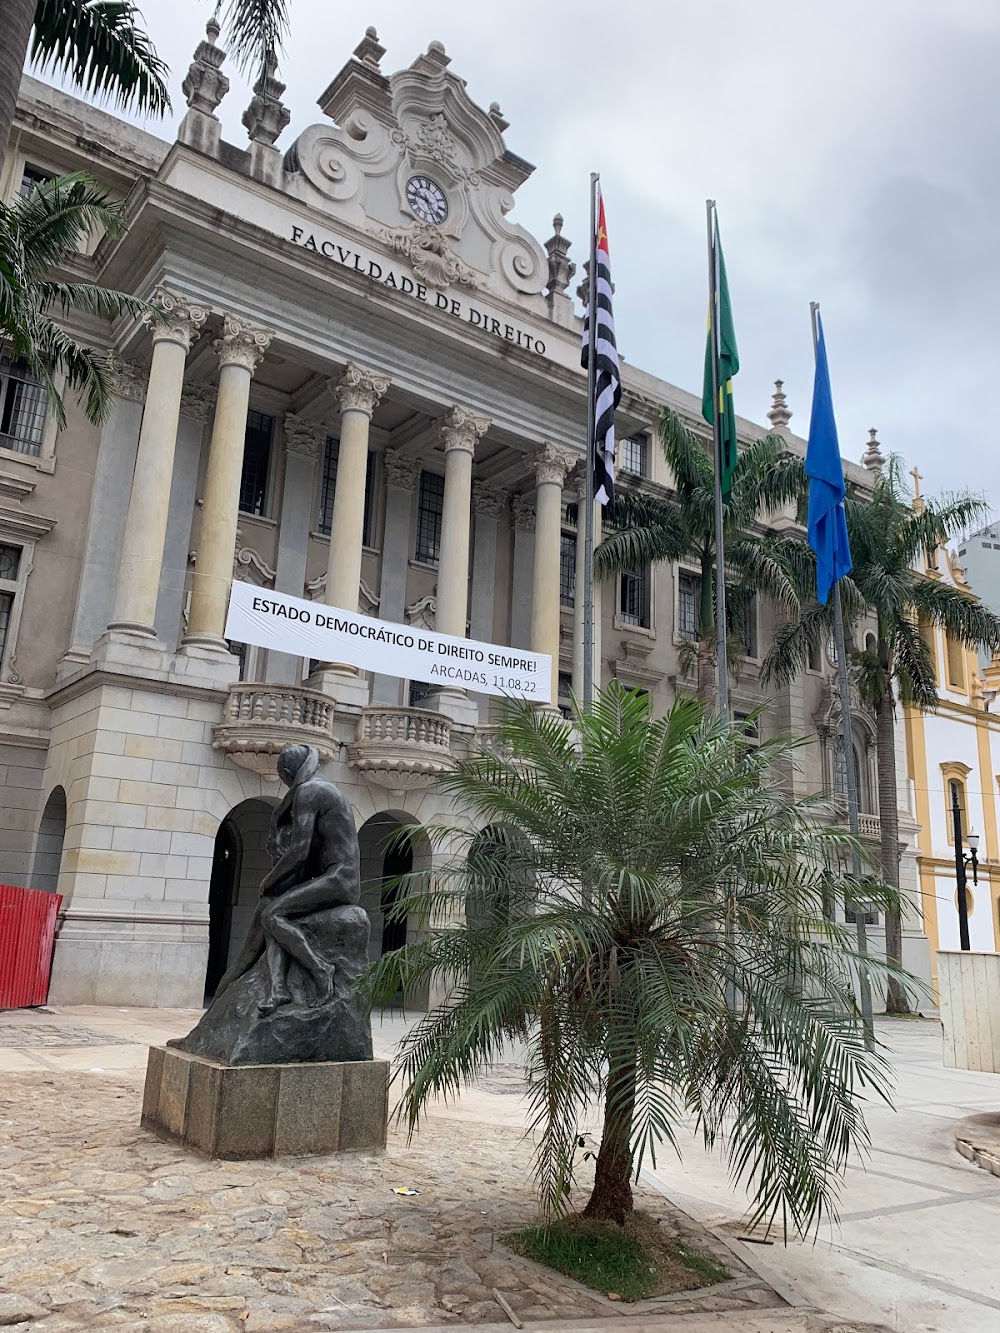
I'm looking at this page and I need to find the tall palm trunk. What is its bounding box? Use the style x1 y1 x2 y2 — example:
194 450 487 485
875 687 910 1014
696 637 716 704
583 1052 637 1224
0 0 35 174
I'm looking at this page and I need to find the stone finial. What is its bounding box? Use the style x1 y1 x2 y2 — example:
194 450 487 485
545 214 576 298
181 15 230 117
214 315 273 372
440 405 490 456
333 362 390 418
862 427 884 473
488 100 510 132
354 26 385 68
910 465 925 515
242 48 291 146
767 379 792 431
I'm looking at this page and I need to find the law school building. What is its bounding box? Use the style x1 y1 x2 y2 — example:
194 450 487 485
0 24 931 1007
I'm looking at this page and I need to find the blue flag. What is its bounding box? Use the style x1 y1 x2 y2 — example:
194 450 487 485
806 314 852 605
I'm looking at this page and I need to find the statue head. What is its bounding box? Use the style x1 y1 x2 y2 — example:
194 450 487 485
276 743 319 788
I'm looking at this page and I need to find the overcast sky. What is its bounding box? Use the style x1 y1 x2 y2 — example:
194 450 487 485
40 0 999 523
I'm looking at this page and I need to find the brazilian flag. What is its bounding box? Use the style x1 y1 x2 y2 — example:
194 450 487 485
702 228 740 501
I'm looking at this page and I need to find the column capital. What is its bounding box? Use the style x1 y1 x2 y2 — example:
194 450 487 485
213 314 273 372
334 362 390 418
472 481 507 519
180 381 217 421
283 413 326 459
440 405 490 456
571 462 589 501
383 448 419 490
108 355 148 404
533 442 576 487
512 492 536 532
144 286 209 350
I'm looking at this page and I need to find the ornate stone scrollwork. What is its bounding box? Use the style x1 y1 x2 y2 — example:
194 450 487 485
440 405 490 456
214 315 273 373
108 356 148 404
369 220 478 290
305 573 379 614
144 287 209 351
333 362 391 418
534 443 576 487
512 493 536 532
180 382 217 421
233 544 276 586
383 448 419 490
472 482 506 519
283 414 327 460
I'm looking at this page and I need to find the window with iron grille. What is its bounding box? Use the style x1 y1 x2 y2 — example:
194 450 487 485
558 671 573 718
239 410 274 515
415 470 445 564
728 593 758 657
0 355 47 456
619 432 648 477
560 531 576 607
409 680 430 706
677 569 699 640
0 543 22 670
620 567 649 628
845 900 878 926
19 164 52 197
316 437 377 546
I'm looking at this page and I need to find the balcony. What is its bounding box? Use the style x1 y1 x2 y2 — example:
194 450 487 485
858 812 881 840
213 684 337 775
348 706 452 790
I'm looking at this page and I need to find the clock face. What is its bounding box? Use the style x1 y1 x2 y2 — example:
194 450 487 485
406 175 448 225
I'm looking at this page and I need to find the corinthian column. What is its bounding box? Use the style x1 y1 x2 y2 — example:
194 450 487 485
184 315 272 651
109 288 208 637
324 362 390 611
427 406 490 726
531 443 575 705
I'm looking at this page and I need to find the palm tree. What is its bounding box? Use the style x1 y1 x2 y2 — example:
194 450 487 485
0 0 291 177
762 456 1000 1014
367 685 900 1235
595 407 808 702
0 171 151 425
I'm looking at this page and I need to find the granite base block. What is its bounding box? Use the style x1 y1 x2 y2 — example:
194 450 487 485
141 1046 388 1159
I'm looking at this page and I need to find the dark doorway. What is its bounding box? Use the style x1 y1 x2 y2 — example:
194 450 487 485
205 818 239 1000
380 836 412 956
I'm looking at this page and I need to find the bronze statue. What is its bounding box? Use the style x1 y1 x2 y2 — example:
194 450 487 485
175 744 373 1065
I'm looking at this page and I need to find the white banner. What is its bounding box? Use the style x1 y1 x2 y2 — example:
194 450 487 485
224 581 552 703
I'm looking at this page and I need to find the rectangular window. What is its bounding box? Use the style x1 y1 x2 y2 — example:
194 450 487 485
0 355 47 457
558 670 573 718
18 164 52 197
729 593 758 658
415 470 445 564
408 680 430 706
733 711 760 745
619 432 648 477
239 410 274 516
845 900 878 927
946 633 966 690
316 437 377 546
0 542 22 669
677 569 699 641
560 531 576 607
620 567 649 628
807 630 821 672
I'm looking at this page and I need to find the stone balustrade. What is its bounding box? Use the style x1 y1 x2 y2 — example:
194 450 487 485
213 683 337 774
348 706 452 789
858 812 881 839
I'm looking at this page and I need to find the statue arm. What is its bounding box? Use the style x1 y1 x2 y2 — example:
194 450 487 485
258 800 316 896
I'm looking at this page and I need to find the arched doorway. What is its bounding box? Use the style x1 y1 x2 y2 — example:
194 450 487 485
380 835 411 955
33 787 66 895
359 811 432 1008
204 797 277 1001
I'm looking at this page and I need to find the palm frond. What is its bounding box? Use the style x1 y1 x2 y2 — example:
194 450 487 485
31 0 170 115
220 0 291 78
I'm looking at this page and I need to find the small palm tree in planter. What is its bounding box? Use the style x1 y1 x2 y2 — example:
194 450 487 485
367 685 901 1239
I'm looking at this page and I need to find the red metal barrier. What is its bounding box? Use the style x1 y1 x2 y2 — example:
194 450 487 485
0 884 62 1009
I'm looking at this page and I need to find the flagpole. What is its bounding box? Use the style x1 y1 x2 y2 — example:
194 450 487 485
583 172 599 708
706 200 729 718
810 301 875 1053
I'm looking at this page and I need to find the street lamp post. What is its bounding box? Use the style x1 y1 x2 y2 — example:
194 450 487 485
952 788 978 952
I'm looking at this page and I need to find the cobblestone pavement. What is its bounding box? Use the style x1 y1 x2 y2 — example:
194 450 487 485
0 1007 784 1333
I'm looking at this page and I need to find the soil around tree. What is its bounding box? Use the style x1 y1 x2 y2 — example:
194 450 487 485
504 1210 730 1303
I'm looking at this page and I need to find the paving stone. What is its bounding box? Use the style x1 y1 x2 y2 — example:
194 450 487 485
0 1292 48 1324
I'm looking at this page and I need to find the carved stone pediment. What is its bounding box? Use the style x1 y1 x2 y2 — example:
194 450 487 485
285 35 548 299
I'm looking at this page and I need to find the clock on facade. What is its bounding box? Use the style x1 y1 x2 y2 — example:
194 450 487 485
406 175 449 225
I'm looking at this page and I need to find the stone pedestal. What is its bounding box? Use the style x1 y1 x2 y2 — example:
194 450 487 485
142 1045 389 1159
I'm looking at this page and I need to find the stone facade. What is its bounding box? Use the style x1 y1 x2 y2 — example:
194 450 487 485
0 28 930 1007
